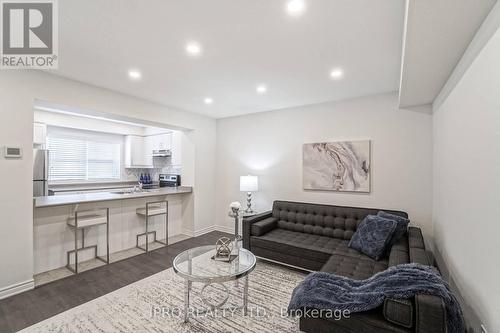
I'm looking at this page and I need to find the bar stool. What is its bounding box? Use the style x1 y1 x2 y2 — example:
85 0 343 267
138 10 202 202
136 200 168 253
66 207 110 274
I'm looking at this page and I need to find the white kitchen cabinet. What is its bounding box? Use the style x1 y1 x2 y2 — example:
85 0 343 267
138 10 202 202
151 133 172 151
125 135 153 168
170 131 182 166
33 122 47 146
125 133 179 168
143 136 153 165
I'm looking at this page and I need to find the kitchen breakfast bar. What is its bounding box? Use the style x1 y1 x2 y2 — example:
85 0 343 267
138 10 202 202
33 186 193 285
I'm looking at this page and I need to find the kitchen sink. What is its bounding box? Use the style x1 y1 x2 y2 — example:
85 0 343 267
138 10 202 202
110 188 160 195
110 190 135 195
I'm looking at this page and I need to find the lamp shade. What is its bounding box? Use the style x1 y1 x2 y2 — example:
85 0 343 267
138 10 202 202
240 175 258 192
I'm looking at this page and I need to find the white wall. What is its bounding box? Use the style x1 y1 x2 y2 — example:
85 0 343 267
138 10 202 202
215 93 433 239
0 70 216 298
433 27 500 333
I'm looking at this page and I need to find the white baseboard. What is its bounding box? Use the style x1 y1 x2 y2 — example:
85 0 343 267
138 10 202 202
214 225 233 234
0 279 34 300
194 225 216 237
187 225 234 237
181 228 195 237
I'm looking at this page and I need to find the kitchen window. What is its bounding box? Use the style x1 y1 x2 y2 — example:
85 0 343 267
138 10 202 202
47 127 122 181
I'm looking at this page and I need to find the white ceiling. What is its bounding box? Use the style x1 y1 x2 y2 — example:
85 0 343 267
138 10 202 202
54 0 406 118
399 0 496 108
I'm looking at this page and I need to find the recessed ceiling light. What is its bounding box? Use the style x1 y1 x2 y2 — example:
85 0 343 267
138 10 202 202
204 97 213 105
256 84 267 94
287 0 306 16
186 42 202 56
330 68 344 79
128 69 142 80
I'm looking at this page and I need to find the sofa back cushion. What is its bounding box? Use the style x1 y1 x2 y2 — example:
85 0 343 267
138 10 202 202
272 201 408 240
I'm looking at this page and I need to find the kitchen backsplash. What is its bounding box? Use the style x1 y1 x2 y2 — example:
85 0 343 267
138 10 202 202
124 166 182 182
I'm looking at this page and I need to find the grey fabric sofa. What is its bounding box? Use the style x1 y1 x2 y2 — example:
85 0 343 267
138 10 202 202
243 200 445 333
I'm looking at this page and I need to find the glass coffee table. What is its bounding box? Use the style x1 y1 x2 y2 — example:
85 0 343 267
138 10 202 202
173 245 256 322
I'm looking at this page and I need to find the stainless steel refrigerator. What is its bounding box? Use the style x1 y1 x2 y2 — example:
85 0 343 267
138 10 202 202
33 149 49 197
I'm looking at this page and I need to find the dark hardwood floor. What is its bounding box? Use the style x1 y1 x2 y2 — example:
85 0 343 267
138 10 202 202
0 231 230 333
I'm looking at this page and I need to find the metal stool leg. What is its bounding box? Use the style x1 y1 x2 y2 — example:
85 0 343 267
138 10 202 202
106 208 110 264
74 212 78 274
151 200 168 246
135 200 169 253
166 201 169 246
145 203 149 253
94 207 110 265
65 211 79 274
66 209 110 274
150 200 168 246
81 228 84 247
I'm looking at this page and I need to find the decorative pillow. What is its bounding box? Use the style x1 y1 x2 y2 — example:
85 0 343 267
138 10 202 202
348 215 397 260
377 211 410 246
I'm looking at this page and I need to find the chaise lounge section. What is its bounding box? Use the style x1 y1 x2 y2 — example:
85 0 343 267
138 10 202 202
243 200 445 333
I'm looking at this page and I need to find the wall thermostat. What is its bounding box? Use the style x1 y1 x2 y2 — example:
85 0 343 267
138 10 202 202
4 146 23 158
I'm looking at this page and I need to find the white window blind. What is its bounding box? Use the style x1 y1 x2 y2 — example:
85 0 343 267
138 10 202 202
47 127 122 181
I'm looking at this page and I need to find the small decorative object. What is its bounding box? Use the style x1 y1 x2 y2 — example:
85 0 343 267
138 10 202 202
240 175 258 213
229 201 241 214
212 237 238 262
228 202 241 242
303 140 371 192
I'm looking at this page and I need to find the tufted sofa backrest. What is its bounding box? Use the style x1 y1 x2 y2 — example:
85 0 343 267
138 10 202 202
272 201 408 241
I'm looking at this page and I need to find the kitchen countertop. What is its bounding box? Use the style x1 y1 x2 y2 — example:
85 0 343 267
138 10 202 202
34 186 193 208
48 181 144 193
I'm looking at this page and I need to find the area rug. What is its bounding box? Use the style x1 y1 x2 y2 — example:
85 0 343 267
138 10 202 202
19 260 307 333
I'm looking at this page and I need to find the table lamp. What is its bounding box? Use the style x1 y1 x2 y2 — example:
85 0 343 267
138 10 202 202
240 175 258 213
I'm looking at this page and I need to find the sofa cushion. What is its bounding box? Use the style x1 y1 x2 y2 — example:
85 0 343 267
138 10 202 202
270 201 408 242
377 211 410 246
391 235 409 253
250 217 277 236
251 228 377 263
383 298 414 328
348 215 397 260
321 254 388 280
388 250 410 267
410 248 434 266
250 246 326 271
408 227 425 249
388 236 410 267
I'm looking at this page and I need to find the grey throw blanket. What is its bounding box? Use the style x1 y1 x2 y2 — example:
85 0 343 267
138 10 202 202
288 263 464 333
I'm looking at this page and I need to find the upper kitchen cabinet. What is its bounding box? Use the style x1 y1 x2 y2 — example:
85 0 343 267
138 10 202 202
171 131 182 166
33 122 47 147
125 132 179 168
125 135 153 168
151 133 172 152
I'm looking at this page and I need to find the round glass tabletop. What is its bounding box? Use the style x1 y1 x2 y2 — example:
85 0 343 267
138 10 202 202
173 245 256 283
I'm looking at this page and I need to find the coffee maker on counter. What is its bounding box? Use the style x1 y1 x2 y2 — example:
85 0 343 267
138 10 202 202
159 174 181 187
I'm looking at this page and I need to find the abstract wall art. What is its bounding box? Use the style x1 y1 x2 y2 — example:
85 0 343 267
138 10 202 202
303 140 371 192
